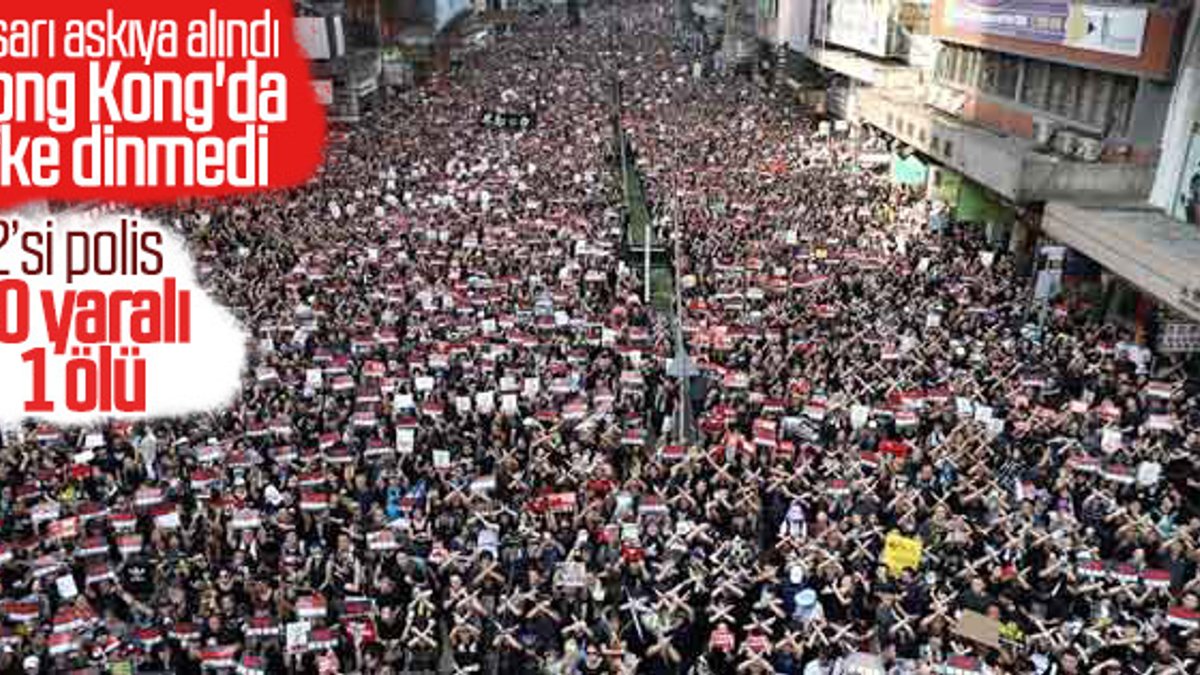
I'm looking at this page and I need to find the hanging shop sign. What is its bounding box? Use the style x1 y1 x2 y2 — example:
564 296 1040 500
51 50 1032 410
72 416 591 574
942 0 1147 58
1159 321 1200 353
824 0 899 58
481 110 536 131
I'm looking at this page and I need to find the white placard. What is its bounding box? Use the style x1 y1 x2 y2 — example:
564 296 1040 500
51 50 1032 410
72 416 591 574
955 397 974 416
556 561 587 588
306 369 324 388
477 528 499 556
1136 461 1161 486
415 376 435 392
502 394 519 415
455 396 472 414
286 620 311 655
850 405 870 430
986 418 1005 437
396 429 415 455
475 392 495 414
1101 428 1123 454
433 449 451 469
523 377 541 399
56 574 78 600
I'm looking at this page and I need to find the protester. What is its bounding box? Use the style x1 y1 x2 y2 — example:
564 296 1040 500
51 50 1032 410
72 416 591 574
0 3 1197 675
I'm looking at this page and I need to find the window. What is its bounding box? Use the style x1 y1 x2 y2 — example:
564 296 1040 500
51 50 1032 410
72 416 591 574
935 47 955 84
938 44 1015 95
1108 76 1136 137
939 44 1139 136
953 47 971 85
758 0 778 20
981 53 1020 99
1021 60 1051 109
964 49 983 88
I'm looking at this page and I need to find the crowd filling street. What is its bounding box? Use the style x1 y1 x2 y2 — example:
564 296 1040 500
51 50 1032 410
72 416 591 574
1 3 1199 674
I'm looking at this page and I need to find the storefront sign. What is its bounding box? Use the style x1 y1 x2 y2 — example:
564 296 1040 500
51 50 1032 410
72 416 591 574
943 0 1147 57
824 0 897 58
1159 320 1200 353
481 111 536 131
382 59 413 88
1171 127 1200 226
311 80 334 107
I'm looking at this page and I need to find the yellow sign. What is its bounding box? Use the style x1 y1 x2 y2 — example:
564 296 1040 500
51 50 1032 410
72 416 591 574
882 532 922 574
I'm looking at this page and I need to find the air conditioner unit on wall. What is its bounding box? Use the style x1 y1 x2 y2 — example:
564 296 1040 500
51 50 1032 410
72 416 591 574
1075 136 1103 162
1052 129 1077 157
1032 118 1054 148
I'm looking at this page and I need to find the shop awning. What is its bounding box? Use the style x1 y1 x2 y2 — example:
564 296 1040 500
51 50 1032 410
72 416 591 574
937 171 1015 224
1043 202 1200 322
858 153 891 169
890 154 928 185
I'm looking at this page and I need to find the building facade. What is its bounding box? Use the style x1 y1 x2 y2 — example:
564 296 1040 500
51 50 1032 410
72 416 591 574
802 0 1200 347
293 0 388 122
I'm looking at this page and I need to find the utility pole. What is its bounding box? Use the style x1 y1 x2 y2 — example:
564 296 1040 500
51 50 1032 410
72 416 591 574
673 213 690 443
644 165 651 305
618 83 627 201
670 126 693 444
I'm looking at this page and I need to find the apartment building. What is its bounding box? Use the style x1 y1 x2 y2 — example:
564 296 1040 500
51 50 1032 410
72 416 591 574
786 0 1200 345
293 0 390 122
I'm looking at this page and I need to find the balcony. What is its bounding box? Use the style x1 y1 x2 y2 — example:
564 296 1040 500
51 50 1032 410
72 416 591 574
859 87 1156 203
806 45 923 89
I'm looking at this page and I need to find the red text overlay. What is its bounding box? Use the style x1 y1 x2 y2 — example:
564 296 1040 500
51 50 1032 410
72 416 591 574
0 1 325 207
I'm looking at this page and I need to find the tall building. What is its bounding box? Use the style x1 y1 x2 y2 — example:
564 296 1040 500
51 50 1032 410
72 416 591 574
294 0 385 122
377 0 472 82
688 0 759 69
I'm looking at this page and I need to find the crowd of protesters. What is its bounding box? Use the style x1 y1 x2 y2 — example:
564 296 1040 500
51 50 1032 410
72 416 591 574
0 3 1198 675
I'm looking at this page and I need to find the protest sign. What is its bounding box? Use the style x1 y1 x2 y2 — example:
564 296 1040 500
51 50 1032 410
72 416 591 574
954 610 1001 650
882 532 922 574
